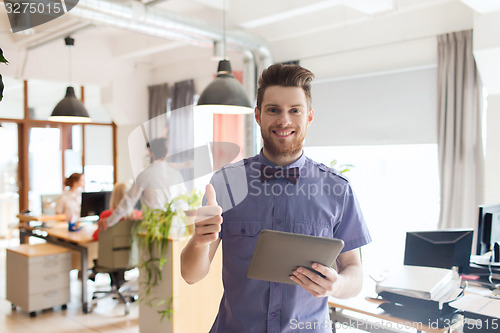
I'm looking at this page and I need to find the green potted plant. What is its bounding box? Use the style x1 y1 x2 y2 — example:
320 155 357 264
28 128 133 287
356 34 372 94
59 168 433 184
137 194 210 331
136 200 177 322
175 188 203 235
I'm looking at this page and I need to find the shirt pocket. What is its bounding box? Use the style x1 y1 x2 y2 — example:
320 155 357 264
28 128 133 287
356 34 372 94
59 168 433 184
223 220 262 260
293 221 332 238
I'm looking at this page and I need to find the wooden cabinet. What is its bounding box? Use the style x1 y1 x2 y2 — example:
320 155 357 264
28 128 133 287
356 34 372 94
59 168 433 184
6 243 71 316
139 237 223 333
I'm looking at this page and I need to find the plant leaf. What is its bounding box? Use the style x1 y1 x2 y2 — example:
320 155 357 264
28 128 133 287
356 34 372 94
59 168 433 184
0 74 4 102
0 48 8 64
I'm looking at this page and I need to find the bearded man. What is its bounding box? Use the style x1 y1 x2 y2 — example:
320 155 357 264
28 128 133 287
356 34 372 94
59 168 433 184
181 64 372 333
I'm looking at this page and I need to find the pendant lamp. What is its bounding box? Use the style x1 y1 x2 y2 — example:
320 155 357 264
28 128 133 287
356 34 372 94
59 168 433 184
196 0 253 114
49 36 91 123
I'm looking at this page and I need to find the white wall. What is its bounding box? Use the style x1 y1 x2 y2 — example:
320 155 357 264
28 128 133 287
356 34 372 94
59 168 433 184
485 94 500 204
306 66 437 147
472 10 500 205
273 1 472 76
473 10 500 95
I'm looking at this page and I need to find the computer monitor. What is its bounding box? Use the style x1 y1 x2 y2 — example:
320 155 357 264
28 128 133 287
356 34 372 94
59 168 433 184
80 191 112 217
476 204 500 256
404 229 473 273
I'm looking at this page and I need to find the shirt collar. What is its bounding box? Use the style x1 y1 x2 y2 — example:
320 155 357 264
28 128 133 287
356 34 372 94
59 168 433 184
258 149 306 169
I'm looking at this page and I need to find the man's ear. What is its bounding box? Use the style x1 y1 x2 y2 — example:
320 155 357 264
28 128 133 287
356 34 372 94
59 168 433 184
254 107 261 126
307 108 314 126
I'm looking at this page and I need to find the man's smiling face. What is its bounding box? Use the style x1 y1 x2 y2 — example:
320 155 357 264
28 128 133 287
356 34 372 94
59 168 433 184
255 85 314 164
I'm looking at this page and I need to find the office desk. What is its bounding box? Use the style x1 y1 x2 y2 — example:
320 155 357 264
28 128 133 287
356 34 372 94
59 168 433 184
329 296 461 333
17 217 97 314
328 279 462 333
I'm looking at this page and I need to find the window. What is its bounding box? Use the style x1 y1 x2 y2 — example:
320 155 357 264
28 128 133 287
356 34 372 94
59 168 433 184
304 144 440 273
28 127 63 215
0 123 19 235
0 77 116 214
0 77 24 119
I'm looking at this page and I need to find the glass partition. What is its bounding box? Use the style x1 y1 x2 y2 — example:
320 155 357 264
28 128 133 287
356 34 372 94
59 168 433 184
2 77 115 217
64 124 83 177
28 126 63 215
84 125 113 192
0 77 24 119
0 123 19 237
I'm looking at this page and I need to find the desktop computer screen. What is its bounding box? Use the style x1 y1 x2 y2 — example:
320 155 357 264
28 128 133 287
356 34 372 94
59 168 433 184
404 229 473 273
80 191 112 217
476 204 500 256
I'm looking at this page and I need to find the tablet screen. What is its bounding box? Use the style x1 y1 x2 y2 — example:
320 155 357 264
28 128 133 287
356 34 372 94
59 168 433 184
247 230 344 285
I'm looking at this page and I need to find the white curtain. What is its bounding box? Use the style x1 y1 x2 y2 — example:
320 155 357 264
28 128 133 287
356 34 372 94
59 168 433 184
437 30 484 229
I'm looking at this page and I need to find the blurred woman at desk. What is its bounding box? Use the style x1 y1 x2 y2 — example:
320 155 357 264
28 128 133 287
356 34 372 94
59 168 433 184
55 173 84 221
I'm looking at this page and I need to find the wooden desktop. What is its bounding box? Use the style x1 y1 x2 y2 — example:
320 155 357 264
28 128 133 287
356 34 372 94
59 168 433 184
328 278 463 333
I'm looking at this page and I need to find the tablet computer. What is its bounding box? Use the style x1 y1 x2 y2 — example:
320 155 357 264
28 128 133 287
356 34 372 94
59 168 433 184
247 230 344 285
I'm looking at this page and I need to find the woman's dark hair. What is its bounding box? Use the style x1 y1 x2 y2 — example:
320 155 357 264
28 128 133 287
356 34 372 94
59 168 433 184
65 173 83 188
256 64 314 111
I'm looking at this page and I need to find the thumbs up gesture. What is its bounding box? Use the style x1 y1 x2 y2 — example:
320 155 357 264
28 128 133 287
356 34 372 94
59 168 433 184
193 184 223 246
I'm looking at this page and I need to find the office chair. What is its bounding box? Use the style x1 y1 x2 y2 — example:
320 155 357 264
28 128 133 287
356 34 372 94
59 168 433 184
91 219 140 315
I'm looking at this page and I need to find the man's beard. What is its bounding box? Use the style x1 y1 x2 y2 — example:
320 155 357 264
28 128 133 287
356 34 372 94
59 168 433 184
261 126 306 158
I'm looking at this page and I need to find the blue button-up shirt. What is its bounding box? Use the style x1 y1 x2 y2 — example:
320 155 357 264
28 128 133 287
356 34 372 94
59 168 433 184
208 151 371 333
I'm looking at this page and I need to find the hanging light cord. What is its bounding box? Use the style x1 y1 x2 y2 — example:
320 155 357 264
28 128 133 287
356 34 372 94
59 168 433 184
68 43 72 85
64 36 74 86
223 0 226 60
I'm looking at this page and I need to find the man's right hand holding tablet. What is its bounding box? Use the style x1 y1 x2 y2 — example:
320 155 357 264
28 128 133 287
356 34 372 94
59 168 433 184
181 184 223 284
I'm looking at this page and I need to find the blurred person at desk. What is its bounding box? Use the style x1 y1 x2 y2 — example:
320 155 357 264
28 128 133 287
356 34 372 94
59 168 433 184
92 182 142 241
55 173 84 221
89 182 142 282
98 137 185 231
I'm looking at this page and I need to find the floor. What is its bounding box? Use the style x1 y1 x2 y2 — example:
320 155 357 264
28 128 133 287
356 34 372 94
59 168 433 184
0 228 368 333
0 228 139 333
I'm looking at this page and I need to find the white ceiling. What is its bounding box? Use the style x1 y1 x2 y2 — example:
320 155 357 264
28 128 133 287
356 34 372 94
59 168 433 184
0 0 499 86
1 0 492 60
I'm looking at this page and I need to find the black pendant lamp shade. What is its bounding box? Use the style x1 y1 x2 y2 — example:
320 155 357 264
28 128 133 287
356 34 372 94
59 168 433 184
50 86 91 122
49 36 91 123
196 60 253 114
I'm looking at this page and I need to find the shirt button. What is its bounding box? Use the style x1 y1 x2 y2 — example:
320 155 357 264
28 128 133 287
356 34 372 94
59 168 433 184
241 228 246 235
271 312 277 317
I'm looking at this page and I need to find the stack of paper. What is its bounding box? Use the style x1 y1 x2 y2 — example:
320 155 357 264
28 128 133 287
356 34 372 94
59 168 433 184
376 265 460 301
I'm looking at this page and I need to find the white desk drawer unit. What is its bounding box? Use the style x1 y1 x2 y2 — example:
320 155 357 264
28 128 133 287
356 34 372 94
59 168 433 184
6 243 71 317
